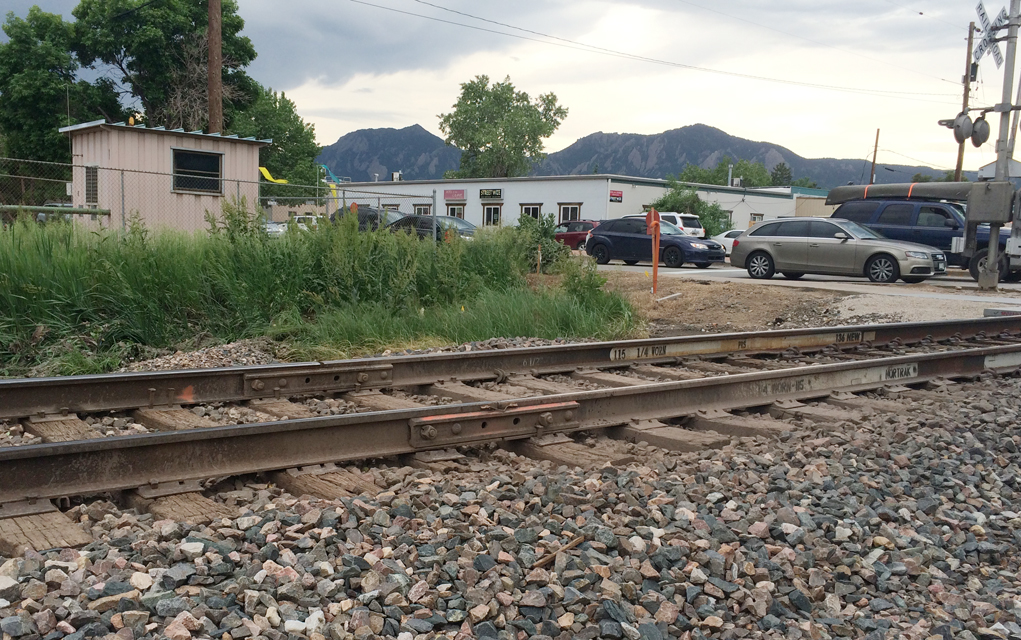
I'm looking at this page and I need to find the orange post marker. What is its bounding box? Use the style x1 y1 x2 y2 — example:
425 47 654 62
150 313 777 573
646 208 661 295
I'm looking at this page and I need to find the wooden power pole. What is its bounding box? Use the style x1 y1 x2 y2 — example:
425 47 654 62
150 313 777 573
207 0 223 134
956 22 976 181
869 129 880 185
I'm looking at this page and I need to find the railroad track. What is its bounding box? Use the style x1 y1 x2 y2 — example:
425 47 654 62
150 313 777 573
2 316 1021 553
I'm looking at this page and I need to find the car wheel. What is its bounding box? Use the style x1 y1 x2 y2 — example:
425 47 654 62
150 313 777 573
968 247 1009 282
624 260 639 266
694 263 711 269
781 272 804 280
663 246 684 268
591 243 610 265
576 241 586 251
746 251 774 279
901 277 926 284
865 254 900 283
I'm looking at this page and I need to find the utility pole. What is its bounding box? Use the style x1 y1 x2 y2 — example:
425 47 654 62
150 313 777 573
869 129 880 185
956 22 976 181
207 0 223 134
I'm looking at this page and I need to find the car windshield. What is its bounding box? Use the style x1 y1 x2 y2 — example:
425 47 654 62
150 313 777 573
680 216 702 228
659 221 686 236
840 220 883 239
436 216 475 231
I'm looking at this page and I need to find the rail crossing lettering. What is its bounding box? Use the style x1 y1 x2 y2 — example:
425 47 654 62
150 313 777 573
757 377 808 395
883 363 918 380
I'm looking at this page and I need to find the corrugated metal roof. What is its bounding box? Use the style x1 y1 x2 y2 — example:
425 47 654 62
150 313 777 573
59 119 272 145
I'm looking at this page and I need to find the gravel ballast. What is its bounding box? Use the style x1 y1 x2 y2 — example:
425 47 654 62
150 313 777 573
3 375 1021 640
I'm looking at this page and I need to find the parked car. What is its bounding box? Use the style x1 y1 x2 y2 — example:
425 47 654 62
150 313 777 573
711 229 744 256
333 206 405 231
731 217 946 283
263 221 287 237
386 215 476 240
291 215 325 231
585 218 726 268
624 212 705 238
554 220 599 250
830 198 1018 282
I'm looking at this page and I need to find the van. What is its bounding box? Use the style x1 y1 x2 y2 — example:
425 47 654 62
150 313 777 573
624 212 705 238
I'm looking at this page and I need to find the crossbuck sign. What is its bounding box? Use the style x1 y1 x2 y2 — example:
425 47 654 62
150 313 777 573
976 2 1009 68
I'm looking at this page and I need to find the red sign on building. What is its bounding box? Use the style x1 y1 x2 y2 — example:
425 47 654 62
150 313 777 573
609 190 623 203
444 189 466 200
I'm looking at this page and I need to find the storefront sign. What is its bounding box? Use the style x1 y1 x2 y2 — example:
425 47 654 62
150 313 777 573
610 190 623 203
444 189 466 200
480 189 502 199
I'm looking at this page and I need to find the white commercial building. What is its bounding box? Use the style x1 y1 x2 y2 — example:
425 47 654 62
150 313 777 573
329 174 832 230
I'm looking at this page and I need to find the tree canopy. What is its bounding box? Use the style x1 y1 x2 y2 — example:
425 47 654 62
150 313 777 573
649 179 733 238
911 171 964 183
770 162 792 187
439 75 568 179
0 7 125 162
678 157 771 188
72 0 258 131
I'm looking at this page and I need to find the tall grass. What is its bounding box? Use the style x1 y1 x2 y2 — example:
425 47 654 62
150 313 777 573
0 204 638 376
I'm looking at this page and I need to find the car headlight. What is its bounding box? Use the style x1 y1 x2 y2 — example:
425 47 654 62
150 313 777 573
690 243 708 250
904 251 929 259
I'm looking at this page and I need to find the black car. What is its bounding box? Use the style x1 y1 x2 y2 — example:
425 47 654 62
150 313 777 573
585 218 726 268
332 206 405 231
386 215 477 240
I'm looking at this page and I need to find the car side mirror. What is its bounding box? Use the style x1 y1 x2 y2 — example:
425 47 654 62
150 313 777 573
945 219 959 229
834 232 849 240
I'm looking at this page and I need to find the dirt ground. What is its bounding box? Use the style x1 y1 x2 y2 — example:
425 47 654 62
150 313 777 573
602 272 993 336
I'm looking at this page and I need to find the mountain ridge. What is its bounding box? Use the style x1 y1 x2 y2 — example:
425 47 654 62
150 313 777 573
316 123 969 188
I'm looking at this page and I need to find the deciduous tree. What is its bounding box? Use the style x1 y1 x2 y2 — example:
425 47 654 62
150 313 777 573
678 157 771 188
649 179 733 238
438 75 567 178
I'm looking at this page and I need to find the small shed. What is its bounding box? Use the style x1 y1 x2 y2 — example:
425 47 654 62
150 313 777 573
59 120 271 231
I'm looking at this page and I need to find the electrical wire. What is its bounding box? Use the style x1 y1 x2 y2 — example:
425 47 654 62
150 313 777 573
879 148 956 171
110 0 162 21
668 0 959 86
344 0 961 104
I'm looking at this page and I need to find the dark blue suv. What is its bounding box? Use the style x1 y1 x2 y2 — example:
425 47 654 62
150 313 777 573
585 218 726 268
830 199 1018 282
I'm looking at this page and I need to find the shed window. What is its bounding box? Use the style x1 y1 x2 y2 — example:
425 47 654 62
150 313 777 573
447 204 464 218
559 204 581 222
85 166 98 206
173 149 222 193
484 205 501 226
415 204 432 216
521 204 541 219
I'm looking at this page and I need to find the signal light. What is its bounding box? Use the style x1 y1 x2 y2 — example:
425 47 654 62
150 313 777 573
972 117 991 146
954 113 974 144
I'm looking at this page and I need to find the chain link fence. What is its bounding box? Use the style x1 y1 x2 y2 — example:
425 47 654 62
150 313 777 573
0 157 436 231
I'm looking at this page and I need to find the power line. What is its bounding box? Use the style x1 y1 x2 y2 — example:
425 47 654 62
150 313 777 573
345 0 961 104
668 0 959 87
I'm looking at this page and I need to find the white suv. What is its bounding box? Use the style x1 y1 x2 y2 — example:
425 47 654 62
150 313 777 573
624 213 705 238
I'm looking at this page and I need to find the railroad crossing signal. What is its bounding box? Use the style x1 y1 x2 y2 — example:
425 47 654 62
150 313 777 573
976 2 1009 68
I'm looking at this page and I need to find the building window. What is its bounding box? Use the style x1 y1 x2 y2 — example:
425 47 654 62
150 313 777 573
381 203 400 211
85 165 99 206
172 149 222 193
750 213 764 223
484 205 502 226
415 204 432 216
521 204 541 219
559 203 581 222
447 204 464 218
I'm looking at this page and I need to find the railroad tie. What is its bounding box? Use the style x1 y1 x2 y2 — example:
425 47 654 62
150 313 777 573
342 390 427 411
503 433 635 468
504 374 581 394
132 407 219 431
684 410 794 438
424 381 519 403
0 511 92 556
629 365 704 381
682 360 759 375
569 369 651 387
21 415 98 442
269 465 383 501
125 491 237 525
248 399 317 419
605 419 729 453
825 391 914 415
768 400 861 424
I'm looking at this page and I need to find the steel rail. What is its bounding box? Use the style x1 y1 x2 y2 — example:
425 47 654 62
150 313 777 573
1 342 1018 505
1 317 1019 421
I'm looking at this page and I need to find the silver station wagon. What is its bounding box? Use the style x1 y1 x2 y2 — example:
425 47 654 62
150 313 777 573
731 217 947 284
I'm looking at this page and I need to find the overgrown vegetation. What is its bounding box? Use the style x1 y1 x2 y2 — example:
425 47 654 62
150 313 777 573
0 203 638 376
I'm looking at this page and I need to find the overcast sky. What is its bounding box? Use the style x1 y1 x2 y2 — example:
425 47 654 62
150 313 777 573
4 0 1011 171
